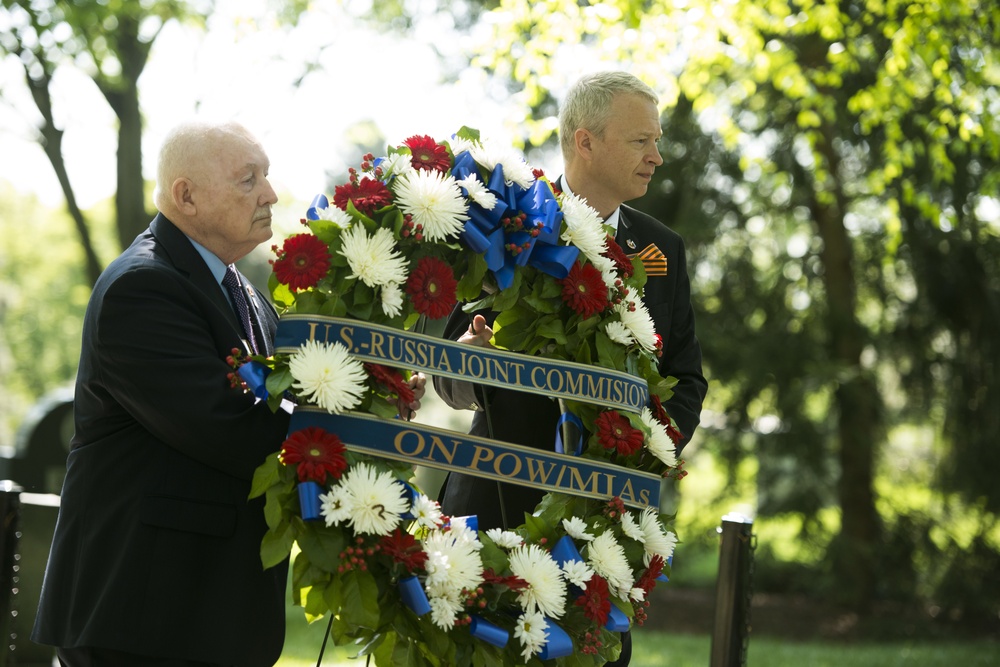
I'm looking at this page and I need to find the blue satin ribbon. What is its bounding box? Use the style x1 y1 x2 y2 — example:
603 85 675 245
306 194 330 220
538 618 573 660
453 157 578 291
469 615 508 648
605 605 630 632
450 515 479 533
554 411 584 456
238 361 271 400
551 535 584 567
397 480 419 520
297 481 323 521
399 575 431 616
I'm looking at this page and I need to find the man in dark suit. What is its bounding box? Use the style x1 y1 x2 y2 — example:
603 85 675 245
434 71 708 665
32 121 293 667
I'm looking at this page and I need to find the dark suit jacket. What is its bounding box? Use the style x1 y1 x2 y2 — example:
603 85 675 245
32 214 291 666
434 204 707 531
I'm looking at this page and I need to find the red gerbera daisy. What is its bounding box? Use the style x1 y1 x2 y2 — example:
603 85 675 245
333 176 393 216
560 261 610 318
594 410 644 456
379 528 428 572
404 135 451 173
575 573 612 625
603 233 635 278
405 256 458 319
270 233 331 291
279 427 348 483
364 363 416 405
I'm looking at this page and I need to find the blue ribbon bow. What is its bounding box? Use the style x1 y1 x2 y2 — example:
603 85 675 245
399 575 431 616
306 194 330 220
297 481 323 522
238 361 271 400
538 618 573 660
470 615 509 648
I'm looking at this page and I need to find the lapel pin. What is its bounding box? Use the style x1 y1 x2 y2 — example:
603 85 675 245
626 238 636 249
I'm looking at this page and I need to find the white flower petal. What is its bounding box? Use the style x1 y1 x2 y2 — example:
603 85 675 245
616 300 657 352
340 463 409 536
339 225 409 288
562 516 595 541
394 170 469 242
288 340 367 414
508 544 567 619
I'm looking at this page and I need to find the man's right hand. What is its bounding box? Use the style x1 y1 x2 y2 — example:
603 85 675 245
459 314 494 348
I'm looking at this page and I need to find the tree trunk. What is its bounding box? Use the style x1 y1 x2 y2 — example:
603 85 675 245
18 53 103 286
99 12 150 249
811 128 882 611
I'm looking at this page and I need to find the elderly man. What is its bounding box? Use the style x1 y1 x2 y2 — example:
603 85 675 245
35 121 300 667
434 71 707 666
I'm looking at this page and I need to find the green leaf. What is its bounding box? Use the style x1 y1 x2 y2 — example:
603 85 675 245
342 568 381 629
249 452 282 499
260 520 294 569
264 365 293 397
536 316 567 344
297 523 347 571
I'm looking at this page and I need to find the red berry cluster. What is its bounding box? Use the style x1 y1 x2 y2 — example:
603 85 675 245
603 497 627 521
579 630 604 655
400 213 425 241
337 536 380 574
225 347 248 390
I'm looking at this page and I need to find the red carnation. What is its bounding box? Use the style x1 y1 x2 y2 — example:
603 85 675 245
405 256 458 319
404 135 451 173
575 573 612 625
379 528 428 572
594 410 644 456
333 176 393 216
482 568 529 591
603 234 634 278
271 233 331 291
560 261 610 318
635 554 665 596
279 427 348 483
365 363 415 405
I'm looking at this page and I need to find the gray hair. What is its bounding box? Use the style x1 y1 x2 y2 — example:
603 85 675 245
154 120 252 211
559 71 659 162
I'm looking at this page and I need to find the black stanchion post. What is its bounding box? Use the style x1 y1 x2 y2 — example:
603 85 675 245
709 513 754 667
0 481 23 667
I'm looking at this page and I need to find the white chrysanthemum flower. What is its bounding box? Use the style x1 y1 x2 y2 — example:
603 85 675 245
561 559 595 588
508 544 567 619
447 518 482 549
616 300 657 352
313 204 353 228
339 224 408 288
605 320 635 347
485 528 523 549
470 139 535 189
393 170 469 242
319 484 351 527
380 282 404 318
378 153 414 179
429 594 461 630
631 587 647 602
339 463 409 536
560 193 609 263
514 610 548 662
411 494 444 530
448 136 480 157
562 516 595 541
422 529 485 595
455 174 498 210
601 265 621 292
641 407 678 467
587 531 635 599
639 508 678 565
621 511 645 543
288 340 367 414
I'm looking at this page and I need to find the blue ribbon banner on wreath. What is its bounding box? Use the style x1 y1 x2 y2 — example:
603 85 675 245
289 408 660 510
274 315 649 413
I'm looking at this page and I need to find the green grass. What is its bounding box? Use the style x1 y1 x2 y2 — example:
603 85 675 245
276 610 999 666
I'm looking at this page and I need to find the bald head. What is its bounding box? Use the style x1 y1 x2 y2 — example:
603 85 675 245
154 120 278 264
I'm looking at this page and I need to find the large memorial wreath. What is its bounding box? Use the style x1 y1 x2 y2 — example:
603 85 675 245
236 129 687 666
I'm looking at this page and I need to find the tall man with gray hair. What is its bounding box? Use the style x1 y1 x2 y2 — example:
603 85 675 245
435 71 707 665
